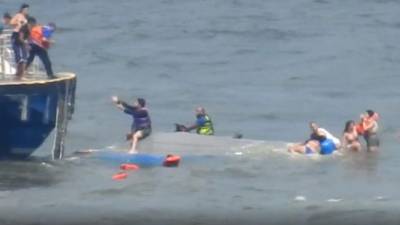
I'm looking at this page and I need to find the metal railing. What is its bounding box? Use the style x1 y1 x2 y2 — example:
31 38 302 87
0 29 43 79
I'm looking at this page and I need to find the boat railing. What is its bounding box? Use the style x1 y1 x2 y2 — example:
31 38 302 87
0 29 43 79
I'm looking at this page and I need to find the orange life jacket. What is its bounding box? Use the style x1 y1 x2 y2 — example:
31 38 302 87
30 25 45 48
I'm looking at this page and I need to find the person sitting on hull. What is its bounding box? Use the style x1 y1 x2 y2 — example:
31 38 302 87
175 107 214 136
288 122 340 155
112 96 152 154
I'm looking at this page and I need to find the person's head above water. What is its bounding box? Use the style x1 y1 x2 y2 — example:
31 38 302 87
366 109 374 117
195 107 206 116
344 120 355 132
309 122 319 133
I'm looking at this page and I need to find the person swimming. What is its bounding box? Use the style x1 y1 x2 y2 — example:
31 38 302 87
341 120 362 152
288 122 340 155
288 122 323 154
288 139 320 154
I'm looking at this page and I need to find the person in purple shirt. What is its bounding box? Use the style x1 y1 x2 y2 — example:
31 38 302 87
112 96 152 154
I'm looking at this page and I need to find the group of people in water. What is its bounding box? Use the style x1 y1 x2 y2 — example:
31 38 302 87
112 94 379 155
1 3 56 79
288 110 380 155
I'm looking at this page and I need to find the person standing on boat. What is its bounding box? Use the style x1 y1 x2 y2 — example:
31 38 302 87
26 17 56 78
10 3 29 78
175 107 214 135
1 13 12 34
112 96 152 154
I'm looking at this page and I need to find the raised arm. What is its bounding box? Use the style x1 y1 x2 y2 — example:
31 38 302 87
112 96 137 114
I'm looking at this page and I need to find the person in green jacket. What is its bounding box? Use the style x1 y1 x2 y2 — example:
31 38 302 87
175 107 214 135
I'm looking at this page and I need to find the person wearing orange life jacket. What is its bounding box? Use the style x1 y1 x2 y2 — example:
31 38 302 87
362 110 380 152
26 17 56 78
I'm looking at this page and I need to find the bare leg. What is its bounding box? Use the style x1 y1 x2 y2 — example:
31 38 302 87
288 143 306 154
129 130 143 154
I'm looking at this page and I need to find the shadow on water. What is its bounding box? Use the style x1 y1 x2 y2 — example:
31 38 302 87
0 156 64 191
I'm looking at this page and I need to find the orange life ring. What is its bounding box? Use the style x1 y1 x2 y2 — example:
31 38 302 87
112 172 128 180
163 154 181 167
120 163 140 171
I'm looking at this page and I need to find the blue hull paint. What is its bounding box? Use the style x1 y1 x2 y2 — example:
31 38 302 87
95 152 166 167
0 74 76 158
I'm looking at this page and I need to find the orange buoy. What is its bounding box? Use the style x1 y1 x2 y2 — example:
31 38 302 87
112 172 128 180
120 163 140 171
163 154 181 167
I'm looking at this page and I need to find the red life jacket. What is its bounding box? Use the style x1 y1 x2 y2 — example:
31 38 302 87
30 25 50 48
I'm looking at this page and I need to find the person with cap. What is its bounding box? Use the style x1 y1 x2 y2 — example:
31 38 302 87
26 16 56 78
10 3 29 78
175 107 214 136
112 96 152 154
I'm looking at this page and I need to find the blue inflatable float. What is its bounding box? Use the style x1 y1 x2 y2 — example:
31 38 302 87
320 139 336 155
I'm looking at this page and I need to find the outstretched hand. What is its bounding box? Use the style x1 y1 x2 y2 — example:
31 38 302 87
175 123 188 132
111 96 119 103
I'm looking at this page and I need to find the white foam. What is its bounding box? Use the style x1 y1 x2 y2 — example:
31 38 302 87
41 162 53 168
294 196 306 201
327 198 342 202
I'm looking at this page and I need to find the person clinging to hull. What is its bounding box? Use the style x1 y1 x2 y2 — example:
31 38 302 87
175 107 214 136
112 96 152 154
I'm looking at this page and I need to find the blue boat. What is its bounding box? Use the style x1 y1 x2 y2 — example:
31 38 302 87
0 30 76 159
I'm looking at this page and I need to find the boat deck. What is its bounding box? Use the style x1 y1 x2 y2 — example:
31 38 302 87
0 72 76 85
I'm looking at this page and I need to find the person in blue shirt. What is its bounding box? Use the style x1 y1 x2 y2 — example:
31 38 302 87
175 107 214 135
112 96 152 154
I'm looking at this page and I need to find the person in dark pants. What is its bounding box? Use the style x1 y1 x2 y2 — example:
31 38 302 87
26 17 56 78
112 96 152 154
10 4 29 78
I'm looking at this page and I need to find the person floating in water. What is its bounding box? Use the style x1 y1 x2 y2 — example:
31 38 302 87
175 106 214 136
10 3 29 78
112 96 152 154
26 17 56 78
288 122 340 155
360 110 380 152
341 120 362 152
